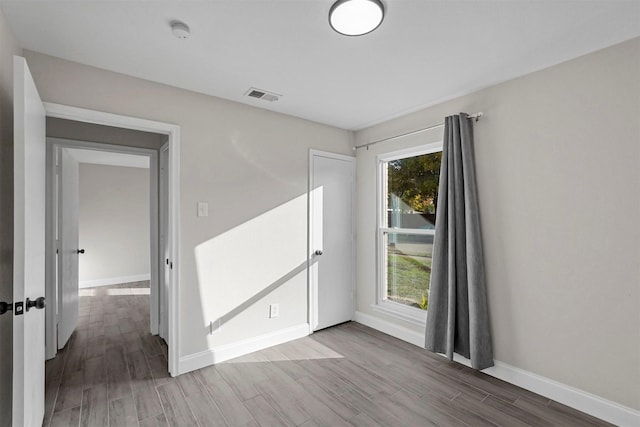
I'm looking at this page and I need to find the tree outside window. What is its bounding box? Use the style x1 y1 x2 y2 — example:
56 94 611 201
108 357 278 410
380 149 442 311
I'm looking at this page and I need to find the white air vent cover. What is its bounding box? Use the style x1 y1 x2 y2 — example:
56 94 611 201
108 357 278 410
245 87 281 102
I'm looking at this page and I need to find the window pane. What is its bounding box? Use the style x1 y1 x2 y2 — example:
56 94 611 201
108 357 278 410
387 152 441 229
385 232 433 309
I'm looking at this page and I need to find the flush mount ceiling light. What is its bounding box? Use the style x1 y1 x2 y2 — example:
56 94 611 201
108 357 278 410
329 0 384 36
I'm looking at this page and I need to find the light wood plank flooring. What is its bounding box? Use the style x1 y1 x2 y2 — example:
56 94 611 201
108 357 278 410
44 282 613 426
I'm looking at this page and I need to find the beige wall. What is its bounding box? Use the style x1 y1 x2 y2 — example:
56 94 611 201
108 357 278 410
355 37 640 410
79 163 150 285
0 8 21 425
23 50 353 358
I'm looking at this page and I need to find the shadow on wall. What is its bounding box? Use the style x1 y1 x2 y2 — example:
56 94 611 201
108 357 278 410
194 192 312 349
208 259 310 331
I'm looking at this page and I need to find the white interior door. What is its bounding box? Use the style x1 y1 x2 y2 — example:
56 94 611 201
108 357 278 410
310 151 355 331
159 143 169 340
13 55 46 427
57 148 80 349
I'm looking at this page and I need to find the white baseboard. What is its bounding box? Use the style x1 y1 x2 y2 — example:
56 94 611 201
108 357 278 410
178 323 309 375
452 354 640 427
354 311 640 427
354 310 425 347
79 274 151 288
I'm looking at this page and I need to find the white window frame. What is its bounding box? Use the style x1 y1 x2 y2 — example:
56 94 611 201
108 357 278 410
374 141 443 325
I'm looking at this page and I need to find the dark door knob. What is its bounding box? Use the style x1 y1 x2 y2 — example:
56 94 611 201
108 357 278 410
315 250 323 256
0 301 12 315
77 249 85 254
26 297 45 312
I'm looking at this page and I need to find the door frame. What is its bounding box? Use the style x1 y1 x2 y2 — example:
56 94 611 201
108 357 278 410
307 149 356 334
46 139 159 351
159 142 169 341
43 103 181 376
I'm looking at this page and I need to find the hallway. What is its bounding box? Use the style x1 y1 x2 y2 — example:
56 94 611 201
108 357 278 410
44 282 169 426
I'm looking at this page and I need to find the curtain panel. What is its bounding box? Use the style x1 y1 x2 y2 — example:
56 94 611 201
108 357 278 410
425 113 494 370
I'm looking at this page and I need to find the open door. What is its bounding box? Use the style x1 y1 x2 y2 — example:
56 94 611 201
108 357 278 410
13 56 46 426
56 148 80 349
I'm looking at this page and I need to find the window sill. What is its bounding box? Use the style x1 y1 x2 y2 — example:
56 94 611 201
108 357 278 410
370 301 427 327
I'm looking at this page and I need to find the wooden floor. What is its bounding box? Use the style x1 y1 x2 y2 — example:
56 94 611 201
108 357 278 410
45 282 612 427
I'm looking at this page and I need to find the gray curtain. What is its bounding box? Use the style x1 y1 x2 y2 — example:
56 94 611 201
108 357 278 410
424 113 494 370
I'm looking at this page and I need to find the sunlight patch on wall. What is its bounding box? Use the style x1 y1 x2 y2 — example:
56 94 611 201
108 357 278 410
194 193 309 345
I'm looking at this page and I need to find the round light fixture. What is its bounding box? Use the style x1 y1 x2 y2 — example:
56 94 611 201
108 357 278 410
329 0 384 36
171 20 190 39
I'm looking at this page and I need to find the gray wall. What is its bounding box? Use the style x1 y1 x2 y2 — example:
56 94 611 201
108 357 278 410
355 37 640 410
0 8 21 425
23 50 353 359
79 163 150 286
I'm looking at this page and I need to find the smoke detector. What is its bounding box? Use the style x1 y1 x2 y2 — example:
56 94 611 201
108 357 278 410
245 87 281 103
171 21 190 39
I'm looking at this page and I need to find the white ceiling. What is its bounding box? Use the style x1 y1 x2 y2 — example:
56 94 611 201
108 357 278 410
2 1 639 130
66 148 150 169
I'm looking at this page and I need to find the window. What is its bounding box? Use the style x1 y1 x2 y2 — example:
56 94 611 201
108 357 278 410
376 143 442 322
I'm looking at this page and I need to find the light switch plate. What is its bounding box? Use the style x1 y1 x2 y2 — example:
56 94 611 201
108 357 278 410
197 201 209 217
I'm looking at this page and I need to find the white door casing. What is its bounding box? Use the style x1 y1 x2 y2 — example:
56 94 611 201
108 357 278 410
148 147 160 336
43 103 181 376
309 150 355 331
13 55 46 427
46 138 161 351
56 148 80 349
159 142 169 340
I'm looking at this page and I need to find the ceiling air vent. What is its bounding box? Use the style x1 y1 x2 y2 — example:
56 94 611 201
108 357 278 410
245 87 281 102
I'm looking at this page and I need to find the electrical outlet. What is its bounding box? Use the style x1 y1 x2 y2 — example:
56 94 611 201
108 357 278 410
269 304 279 318
209 319 221 334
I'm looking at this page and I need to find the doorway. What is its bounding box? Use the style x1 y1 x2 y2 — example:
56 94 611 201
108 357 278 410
43 103 181 376
47 141 160 356
42 137 174 426
308 149 355 332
